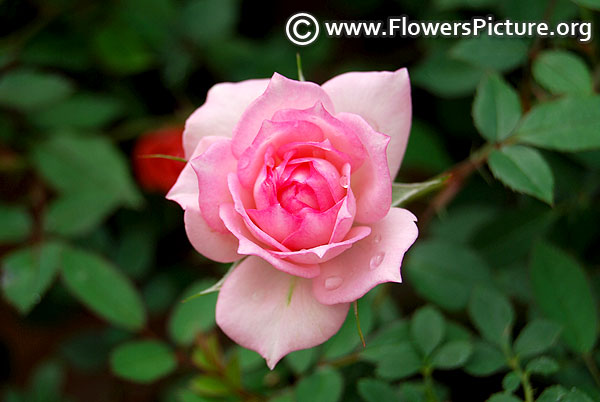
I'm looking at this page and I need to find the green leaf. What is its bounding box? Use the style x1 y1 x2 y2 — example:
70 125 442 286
487 392 522 402
61 247 146 331
168 280 217 345
473 74 522 142
465 342 506 376
362 341 422 380
33 94 125 129
530 242 598 353
402 120 453 173
31 133 141 235
533 50 593 96
285 347 318 375
502 372 520 393
323 296 374 360
412 48 484 97
468 286 514 346
1 242 63 314
451 35 529 72
190 375 232 397
405 240 493 311
431 340 473 369
538 385 595 402
488 145 554 204
32 133 140 204
515 96 600 151
93 23 153 74
564 388 595 402
110 340 176 383
472 204 556 267
514 319 562 358
571 0 600 11
537 385 569 402
0 204 32 243
29 360 65 402
391 176 449 207
526 356 559 376
0 69 73 111
410 305 446 357
44 191 121 236
179 0 238 46
430 204 498 244
357 378 398 402
296 368 343 402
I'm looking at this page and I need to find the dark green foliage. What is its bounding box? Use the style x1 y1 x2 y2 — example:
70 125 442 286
1 0 599 401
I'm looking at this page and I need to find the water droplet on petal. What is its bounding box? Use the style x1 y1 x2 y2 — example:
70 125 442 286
339 175 349 189
372 233 382 244
369 252 385 270
324 276 343 290
252 291 261 301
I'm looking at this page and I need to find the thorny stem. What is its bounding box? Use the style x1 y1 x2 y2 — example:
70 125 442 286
421 142 495 227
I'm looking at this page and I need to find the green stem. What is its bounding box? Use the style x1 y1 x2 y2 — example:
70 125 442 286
353 301 366 347
503 343 534 402
583 353 600 388
296 52 305 82
422 366 438 402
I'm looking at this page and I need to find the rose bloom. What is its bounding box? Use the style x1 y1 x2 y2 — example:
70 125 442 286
133 127 186 193
167 70 418 368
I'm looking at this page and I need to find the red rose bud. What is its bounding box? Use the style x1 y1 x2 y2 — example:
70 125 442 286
133 127 186 193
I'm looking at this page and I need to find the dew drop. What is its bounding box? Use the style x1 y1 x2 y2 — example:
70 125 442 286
369 252 385 270
339 176 349 189
252 291 261 301
324 276 343 290
372 233 382 244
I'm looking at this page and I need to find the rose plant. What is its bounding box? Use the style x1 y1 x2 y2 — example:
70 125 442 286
167 69 418 368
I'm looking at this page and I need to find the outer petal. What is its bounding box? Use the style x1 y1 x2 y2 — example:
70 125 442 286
322 68 411 178
183 79 269 158
216 256 349 369
191 138 237 233
313 208 418 305
231 73 335 158
272 226 371 265
183 209 241 263
219 203 320 278
336 112 392 224
166 136 223 210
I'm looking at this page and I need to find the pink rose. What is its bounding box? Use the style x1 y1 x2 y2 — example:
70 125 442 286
167 70 418 368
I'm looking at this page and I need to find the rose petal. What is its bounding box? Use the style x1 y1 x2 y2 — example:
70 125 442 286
183 79 269 158
216 256 349 369
322 68 411 178
272 226 371 265
190 138 237 233
237 119 325 189
272 103 366 171
183 208 241 263
231 73 335 158
219 203 320 278
313 208 418 305
228 173 290 252
336 112 392 223
246 204 301 244
281 201 341 250
166 136 223 210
